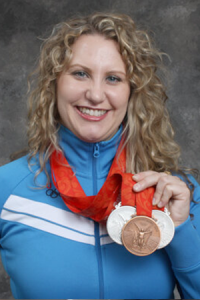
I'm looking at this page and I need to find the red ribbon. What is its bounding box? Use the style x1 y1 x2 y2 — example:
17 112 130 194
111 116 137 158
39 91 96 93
50 146 163 222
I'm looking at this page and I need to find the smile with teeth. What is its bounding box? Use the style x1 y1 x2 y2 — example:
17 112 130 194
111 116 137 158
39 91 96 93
78 107 107 117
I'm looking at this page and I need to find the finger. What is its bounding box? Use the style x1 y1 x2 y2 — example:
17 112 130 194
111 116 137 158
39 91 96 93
133 172 167 192
132 171 156 182
156 184 173 208
155 179 190 207
152 175 181 205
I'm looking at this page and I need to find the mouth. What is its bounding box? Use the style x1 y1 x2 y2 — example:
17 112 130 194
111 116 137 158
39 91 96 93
77 107 107 117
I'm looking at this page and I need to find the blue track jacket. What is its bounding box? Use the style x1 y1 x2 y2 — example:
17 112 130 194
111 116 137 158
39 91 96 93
0 125 200 299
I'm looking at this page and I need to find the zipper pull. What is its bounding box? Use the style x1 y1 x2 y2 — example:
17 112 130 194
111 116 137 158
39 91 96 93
93 143 100 158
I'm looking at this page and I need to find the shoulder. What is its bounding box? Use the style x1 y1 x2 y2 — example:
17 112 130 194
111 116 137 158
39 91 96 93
0 156 37 210
0 155 31 181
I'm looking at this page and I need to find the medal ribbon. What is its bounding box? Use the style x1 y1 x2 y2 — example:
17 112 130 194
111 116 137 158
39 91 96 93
121 173 164 217
50 146 163 222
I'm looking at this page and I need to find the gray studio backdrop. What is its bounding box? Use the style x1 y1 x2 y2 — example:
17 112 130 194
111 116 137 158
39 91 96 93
0 0 200 298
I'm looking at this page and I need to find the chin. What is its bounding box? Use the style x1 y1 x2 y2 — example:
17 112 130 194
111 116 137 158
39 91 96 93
78 132 104 143
80 136 102 143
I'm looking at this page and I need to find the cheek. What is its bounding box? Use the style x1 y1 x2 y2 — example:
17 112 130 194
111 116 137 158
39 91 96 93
57 76 84 103
119 102 128 121
112 88 130 112
57 88 80 110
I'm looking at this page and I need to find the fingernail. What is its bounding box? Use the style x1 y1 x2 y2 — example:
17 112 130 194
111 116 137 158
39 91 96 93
132 175 138 180
134 183 140 191
152 197 157 205
157 201 163 208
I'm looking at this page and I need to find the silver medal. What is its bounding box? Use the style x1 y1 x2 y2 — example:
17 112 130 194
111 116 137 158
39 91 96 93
106 205 136 244
152 208 175 249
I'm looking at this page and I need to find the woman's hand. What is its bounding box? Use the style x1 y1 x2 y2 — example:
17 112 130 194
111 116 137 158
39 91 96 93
132 171 191 227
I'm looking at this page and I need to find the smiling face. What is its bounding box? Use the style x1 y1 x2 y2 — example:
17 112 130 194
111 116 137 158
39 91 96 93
57 34 130 143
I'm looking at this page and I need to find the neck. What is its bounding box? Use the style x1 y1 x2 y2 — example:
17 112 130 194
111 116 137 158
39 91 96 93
58 125 123 195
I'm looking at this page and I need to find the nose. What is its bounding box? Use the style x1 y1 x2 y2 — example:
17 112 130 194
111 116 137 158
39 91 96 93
85 81 105 104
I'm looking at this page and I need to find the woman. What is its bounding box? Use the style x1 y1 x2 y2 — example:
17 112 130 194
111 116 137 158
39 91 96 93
0 12 200 299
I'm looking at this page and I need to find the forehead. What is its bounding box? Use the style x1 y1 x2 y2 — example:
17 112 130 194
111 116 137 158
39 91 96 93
69 34 126 71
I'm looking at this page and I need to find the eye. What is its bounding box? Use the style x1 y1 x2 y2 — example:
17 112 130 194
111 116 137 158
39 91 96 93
106 75 122 83
72 71 88 79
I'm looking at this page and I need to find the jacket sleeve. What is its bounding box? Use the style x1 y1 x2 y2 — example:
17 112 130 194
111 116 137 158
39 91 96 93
165 176 200 299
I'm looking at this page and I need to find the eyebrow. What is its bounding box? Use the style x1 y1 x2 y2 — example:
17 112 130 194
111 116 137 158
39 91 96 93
68 64 127 76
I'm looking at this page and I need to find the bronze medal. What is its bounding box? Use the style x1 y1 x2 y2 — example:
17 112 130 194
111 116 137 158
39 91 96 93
121 216 161 256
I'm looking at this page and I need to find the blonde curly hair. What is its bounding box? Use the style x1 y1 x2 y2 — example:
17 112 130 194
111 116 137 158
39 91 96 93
27 12 181 181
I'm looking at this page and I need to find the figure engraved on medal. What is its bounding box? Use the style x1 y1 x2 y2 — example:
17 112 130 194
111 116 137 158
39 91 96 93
122 216 161 256
152 208 175 249
106 205 136 244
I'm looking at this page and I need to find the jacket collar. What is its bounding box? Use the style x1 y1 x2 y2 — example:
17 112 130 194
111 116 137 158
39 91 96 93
58 125 122 178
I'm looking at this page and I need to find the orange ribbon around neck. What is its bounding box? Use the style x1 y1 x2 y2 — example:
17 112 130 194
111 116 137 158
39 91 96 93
50 146 164 223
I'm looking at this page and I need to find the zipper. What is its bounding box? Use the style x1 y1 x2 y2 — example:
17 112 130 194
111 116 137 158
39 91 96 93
93 143 104 299
93 143 99 194
93 143 100 158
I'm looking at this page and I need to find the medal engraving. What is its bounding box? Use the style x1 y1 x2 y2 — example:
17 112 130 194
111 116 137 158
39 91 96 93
152 209 175 249
106 206 136 244
122 216 161 256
